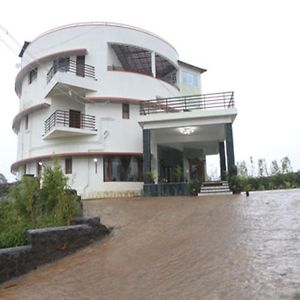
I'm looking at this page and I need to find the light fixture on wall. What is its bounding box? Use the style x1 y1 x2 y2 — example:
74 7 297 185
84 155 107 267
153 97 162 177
178 127 196 135
94 158 98 174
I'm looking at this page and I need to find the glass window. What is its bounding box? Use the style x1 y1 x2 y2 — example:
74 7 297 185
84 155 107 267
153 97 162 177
122 103 129 119
25 115 29 130
65 157 72 174
56 57 70 72
104 156 143 182
182 71 198 86
29 68 37 84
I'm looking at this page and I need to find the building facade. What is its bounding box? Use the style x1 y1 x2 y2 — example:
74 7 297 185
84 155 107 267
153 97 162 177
12 22 237 198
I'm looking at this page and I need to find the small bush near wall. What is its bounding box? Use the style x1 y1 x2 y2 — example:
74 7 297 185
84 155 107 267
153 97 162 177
0 160 81 249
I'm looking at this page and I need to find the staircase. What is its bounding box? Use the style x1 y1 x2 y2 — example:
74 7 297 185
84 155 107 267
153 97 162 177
198 181 232 196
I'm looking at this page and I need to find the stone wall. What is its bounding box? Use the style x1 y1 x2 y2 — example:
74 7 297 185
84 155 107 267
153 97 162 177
0 217 109 284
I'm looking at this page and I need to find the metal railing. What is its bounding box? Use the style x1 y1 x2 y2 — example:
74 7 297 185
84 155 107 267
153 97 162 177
140 91 234 115
44 110 96 134
47 59 95 83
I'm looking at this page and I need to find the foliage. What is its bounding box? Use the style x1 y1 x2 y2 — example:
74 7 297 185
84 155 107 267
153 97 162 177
229 171 300 193
188 180 200 196
0 173 9 200
229 175 250 194
0 160 80 249
10 176 40 224
270 160 280 175
237 161 248 177
281 156 292 174
144 171 155 183
173 165 183 182
257 158 268 177
233 156 299 193
0 173 7 184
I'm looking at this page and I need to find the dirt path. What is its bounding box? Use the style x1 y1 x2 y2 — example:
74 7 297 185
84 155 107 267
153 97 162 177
1 191 300 299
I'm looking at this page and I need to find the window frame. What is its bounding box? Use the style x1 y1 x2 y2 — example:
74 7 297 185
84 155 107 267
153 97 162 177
25 114 29 130
122 103 130 119
65 157 72 174
29 68 37 84
104 155 143 182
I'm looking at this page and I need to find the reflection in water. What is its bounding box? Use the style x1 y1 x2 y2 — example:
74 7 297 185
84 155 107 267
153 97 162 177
1 189 300 299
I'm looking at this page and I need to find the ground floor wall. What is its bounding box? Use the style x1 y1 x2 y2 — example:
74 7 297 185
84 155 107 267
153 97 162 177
19 156 144 200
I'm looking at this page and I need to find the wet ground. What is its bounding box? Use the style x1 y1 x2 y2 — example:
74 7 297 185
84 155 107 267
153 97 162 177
1 189 300 299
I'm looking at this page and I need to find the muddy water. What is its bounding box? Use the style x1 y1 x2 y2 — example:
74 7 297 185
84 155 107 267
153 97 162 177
1 190 300 299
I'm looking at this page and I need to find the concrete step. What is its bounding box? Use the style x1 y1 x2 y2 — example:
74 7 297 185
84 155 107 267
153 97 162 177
201 186 230 191
198 181 232 196
198 191 233 196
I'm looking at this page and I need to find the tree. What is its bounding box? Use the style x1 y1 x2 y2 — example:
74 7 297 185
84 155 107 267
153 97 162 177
257 158 268 177
237 160 248 177
281 156 292 174
249 156 255 177
270 160 280 175
0 173 7 184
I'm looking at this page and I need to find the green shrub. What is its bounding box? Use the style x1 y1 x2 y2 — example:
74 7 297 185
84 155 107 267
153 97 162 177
0 159 80 249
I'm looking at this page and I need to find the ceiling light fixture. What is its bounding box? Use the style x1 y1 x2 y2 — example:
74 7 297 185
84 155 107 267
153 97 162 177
178 127 195 135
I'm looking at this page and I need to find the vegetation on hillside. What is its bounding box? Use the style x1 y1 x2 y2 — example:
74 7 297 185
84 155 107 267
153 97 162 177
0 161 80 249
229 156 300 193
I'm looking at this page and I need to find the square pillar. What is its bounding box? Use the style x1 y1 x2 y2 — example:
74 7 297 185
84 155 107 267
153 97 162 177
225 123 237 176
219 141 226 180
143 129 151 183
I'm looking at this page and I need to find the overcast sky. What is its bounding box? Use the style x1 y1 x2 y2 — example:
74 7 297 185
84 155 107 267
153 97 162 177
1 0 299 181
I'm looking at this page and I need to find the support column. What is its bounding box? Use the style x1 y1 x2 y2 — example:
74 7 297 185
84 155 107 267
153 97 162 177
219 141 226 180
225 123 237 176
151 51 156 77
143 129 151 183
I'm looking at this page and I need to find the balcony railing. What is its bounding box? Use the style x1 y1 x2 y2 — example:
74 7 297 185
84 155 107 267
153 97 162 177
44 110 96 134
47 59 95 83
140 91 234 115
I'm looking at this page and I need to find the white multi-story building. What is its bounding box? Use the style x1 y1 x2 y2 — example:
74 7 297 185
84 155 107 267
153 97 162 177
12 22 237 198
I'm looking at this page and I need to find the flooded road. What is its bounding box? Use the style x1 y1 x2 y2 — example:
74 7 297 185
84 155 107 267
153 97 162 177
1 189 300 299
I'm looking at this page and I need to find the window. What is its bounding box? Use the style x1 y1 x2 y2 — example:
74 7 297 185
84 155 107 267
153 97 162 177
182 71 198 86
65 157 72 174
29 68 37 84
56 57 70 72
25 115 29 130
122 103 129 119
104 156 143 182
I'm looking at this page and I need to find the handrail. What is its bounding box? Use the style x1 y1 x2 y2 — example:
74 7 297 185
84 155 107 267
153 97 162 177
47 59 95 83
140 91 235 115
44 110 96 134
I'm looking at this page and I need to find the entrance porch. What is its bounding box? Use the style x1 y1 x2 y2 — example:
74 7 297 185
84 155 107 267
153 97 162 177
138 92 237 196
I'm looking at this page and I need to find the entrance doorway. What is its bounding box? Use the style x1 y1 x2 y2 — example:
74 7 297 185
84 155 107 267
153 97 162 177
189 159 205 183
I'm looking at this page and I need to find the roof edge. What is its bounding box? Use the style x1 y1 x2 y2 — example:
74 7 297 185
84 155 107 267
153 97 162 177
178 60 207 73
